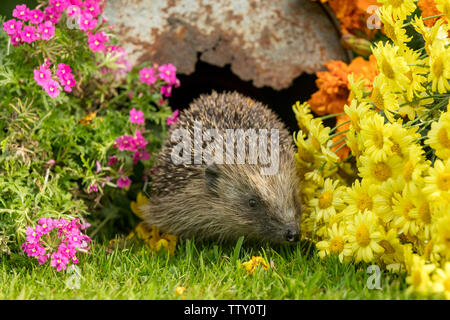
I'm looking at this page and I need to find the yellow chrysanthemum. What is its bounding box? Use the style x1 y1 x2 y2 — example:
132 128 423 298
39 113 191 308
360 114 394 162
317 222 352 263
241 256 269 274
435 0 450 21
406 254 436 295
412 17 448 55
130 192 149 220
346 128 364 163
423 158 450 204
428 40 450 94
378 0 417 21
358 154 403 185
426 108 450 159
373 176 404 223
432 262 450 299
292 101 314 135
309 178 345 223
346 211 384 263
403 47 428 100
432 214 450 260
378 228 404 267
398 94 433 121
344 99 373 133
379 6 412 47
392 190 420 236
372 42 410 93
399 144 429 192
343 179 378 216
370 75 399 123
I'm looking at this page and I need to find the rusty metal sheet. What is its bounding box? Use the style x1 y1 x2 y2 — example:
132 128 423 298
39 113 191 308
104 0 348 90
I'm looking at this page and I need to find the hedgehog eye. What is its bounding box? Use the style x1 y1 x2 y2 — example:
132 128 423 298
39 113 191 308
249 199 257 208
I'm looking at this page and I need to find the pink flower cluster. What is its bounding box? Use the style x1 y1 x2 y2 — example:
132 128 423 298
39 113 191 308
139 63 180 97
34 61 76 97
109 128 150 188
22 218 91 272
3 4 56 46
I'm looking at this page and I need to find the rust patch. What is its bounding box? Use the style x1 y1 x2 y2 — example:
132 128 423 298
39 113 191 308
105 0 347 90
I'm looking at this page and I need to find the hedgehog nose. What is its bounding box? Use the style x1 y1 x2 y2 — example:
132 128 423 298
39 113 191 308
285 228 299 242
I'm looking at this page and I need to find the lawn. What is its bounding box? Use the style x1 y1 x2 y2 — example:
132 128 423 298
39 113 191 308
0 238 417 300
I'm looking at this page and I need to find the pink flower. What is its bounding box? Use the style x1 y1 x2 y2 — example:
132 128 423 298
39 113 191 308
158 63 178 85
44 6 62 24
117 176 132 189
19 25 37 43
12 5 30 21
96 160 102 173
83 0 102 17
66 4 81 17
34 65 52 87
88 183 98 193
115 135 135 151
160 84 173 97
167 109 179 126
107 155 118 166
78 12 97 31
28 9 44 24
49 0 70 12
56 63 72 80
37 254 49 265
44 79 61 98
134 130 148 150
133 149 150 164
3 19 22 35
10 34 22 47
129 108 145 124
37 21 55 41
139 67 157 85
87 31 109 52
51 252 69 272
38 218 55 233
60 74 76 92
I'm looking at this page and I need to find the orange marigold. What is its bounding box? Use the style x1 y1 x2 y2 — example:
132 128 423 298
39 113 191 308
418 0 443 27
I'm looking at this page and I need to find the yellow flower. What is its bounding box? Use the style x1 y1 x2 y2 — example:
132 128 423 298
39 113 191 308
293 101 314 135
392 190 420 236
78 112 97 126
399 144 429 192
412 17 448 55
373 177 404 223
241 256 269 274
317 222 352 263
388 122 419 160
372 42 410 93
406 254 435 295
398 94 433 121
346 128 364 163
343 178 378 216
378 0 417 20
428 40 450 94
358 154 403 185
426 108 450 159
344 99 373 133
403 47 428 100
360 114 393 162
309 178 345 223
423 158 450 204
175 286 186 296
346 211 384 263
432 214 450 260
378 228 404 266
370 75 399 123
379 6 412 47
130 192 149 219
435 0 450 21
432 262 450 299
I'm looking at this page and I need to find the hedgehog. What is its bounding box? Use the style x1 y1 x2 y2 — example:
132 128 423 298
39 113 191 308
142 91 302 244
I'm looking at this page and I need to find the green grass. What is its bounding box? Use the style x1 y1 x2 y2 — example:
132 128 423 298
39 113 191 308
0 238 422 300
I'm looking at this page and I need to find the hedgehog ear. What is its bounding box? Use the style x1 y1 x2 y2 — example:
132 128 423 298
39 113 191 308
205 164 220 193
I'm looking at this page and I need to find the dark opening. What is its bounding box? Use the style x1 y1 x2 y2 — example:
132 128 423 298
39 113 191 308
168 61 318 134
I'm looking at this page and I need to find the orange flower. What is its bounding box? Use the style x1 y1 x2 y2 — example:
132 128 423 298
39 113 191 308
418 0 443 27
308 55 377 160
318 0 379 36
